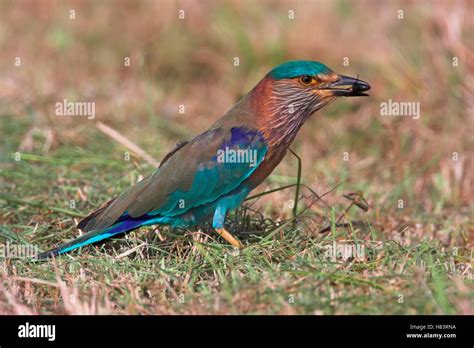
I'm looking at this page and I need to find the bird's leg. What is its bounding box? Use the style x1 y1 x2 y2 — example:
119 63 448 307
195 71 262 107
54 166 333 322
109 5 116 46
215 228 243 248
212 204 244 248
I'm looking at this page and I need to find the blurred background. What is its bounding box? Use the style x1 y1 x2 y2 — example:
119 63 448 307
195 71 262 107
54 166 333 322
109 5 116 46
0 0 472 314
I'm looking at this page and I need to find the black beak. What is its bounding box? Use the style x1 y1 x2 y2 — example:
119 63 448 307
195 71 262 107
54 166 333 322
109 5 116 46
322 75 371 97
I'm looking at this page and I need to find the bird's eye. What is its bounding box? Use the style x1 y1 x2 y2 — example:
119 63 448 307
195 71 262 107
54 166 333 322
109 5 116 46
299 75 314 85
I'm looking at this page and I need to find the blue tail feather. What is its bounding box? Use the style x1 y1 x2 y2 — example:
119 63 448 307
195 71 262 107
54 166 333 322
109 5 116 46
36 219 145 260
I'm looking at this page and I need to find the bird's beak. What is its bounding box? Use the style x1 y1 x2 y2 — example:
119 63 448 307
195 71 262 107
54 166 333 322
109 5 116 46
320 75 371 97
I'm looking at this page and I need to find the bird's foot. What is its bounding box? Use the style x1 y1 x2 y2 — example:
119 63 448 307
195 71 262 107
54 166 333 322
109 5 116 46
215 228 243 249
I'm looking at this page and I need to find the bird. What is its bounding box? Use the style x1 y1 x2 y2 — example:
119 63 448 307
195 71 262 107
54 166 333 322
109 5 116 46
37 60 370 259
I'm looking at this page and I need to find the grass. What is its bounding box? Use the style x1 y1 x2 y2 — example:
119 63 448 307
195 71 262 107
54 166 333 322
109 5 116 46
0 0 473 314
0 126 472 314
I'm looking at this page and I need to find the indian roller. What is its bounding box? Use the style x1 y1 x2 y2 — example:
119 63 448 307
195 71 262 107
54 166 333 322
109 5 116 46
38 60 370 259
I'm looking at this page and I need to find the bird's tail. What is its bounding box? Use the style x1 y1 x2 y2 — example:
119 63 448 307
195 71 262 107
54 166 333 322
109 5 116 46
35 219 144 260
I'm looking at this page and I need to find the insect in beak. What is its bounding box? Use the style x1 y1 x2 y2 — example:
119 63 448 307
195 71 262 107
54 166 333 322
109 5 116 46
320 75 371 97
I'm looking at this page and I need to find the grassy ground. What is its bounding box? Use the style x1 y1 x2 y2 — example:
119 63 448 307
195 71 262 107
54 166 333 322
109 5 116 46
0 0 473 314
